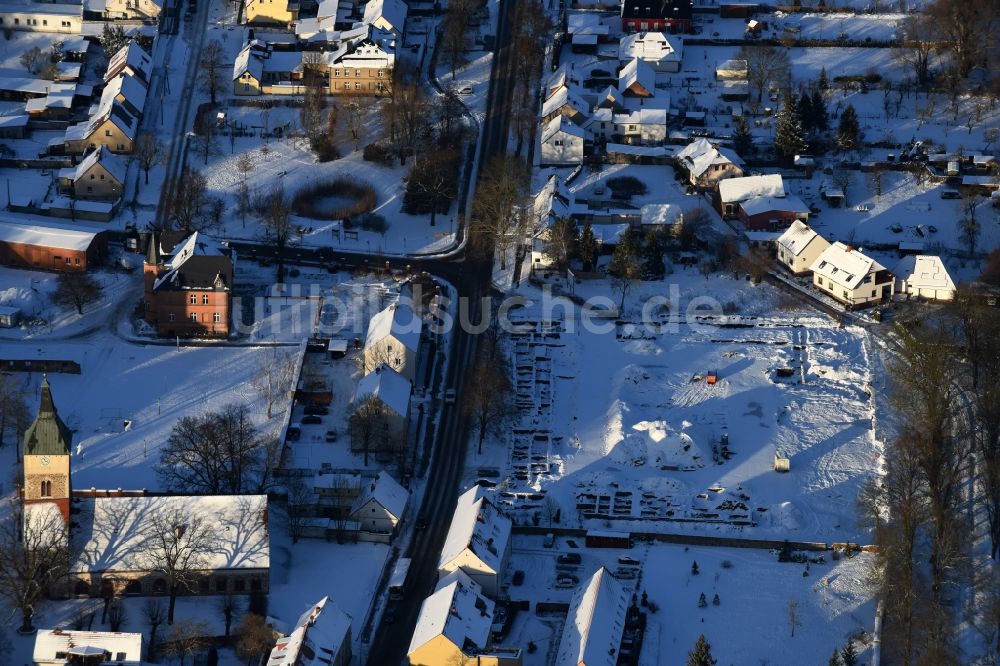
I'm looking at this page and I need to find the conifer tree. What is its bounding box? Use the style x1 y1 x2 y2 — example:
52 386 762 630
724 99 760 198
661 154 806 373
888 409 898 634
578 222 598 271
811 89 828 132
840 641 857 666
733 115 753 156
828 649 842 666
837 104 862 152
798 91 814 133
686 635 717 666
818 66 829 92
775 91 808 158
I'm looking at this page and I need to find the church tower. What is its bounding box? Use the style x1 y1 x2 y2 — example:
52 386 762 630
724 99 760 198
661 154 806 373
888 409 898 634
143 231 164 325
23 377 73 525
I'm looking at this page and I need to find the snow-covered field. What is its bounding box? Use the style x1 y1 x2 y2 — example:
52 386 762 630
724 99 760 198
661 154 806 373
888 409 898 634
504 534 876 666
469 274 881 544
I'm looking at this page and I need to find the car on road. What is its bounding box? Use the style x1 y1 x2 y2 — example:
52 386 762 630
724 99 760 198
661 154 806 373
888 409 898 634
455 86 473 95
301 415 323 425
304 405 329 416
443 389 456 404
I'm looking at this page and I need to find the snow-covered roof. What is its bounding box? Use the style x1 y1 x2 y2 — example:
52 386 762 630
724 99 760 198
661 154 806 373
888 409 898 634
60 145 127 185
674 137 744 178
0 72 78 96
776 220 824 258
718 174 784 203
365 303 422 354
34 630 143 664
716 58 747 75
0 219 100 251
641 203 681 226
555 568 630 666
739 194 808 217
590 223 630 244
614 107 667 126
619 31 682 65
355 364 411 416
533 175 573 228
71 495 269 573
618 57 655 95
810 242 887 290
893 255 955 293
542 115 586 143
0 113 28 129
316 0 339 18
105 41 152 84
233 42 265 81
0 3 81 15
567 12 609 35
350 470 408 521
363 0 407 32
105 72 147 113
152 231 233 291
408 569 495 656
542 85 588 119
338 34 396 69
267 597 351 666
439 486 511 576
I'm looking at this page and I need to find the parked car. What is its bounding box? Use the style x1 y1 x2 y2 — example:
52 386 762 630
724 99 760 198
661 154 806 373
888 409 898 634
324 430 338 443
443 389 456 404
456 85 473 95
305 405 329 416
557 553 582 565
301 415 323 425
618 556 640 566
940 188 961 199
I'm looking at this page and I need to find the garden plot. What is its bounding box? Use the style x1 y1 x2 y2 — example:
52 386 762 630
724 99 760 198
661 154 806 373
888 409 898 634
482 276 880 544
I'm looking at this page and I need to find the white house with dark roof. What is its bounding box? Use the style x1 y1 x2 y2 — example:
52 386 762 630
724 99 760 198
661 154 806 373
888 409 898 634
809 242 895 307
541 115 586 165
555 568 631 666
408 569 522 666
349 470 408 535
775 220 830 276
438 486 512 597
618 31 682 72
364 303 422 381
893 255 956 301
267 596 352 666
34 629 143 665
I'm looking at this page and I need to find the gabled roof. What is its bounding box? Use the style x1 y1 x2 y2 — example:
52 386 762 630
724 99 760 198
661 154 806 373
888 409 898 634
0 219 100 252
542 115 586 143
363 0 407 32
893 255 955 292
365 303 422 354
233 41 266 81
408 569 495 657
809 242 887 290
617 57 655 96
675 137 744 178
533 175 573 228
61 145 127 185
718 173 784 203
776 220 825 258
439 486 512 576
541 84 589 119
152 231 234 292
34 630 143 663
555 568 630 666
350 470 408 521
24 378 73 457
355 364 411 416
739 194 808 217
105 41 152 84
267 597 351 666
619 31 682 64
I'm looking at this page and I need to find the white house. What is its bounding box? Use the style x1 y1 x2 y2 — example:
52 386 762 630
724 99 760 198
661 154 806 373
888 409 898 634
541 84 589 124
613 107 667 146
674 137 744 189
775 220 830 276
541 116 586 165
554 568 630 666
893 255 956 301
363 0 406 35
349 470 408 535
364 302 421 381
810 242 895 308
34 629 143 665
618 31 682 72
267 596 352 666
617 57 656 97
0 3 82 34
438 486 512 597
104 42 153 85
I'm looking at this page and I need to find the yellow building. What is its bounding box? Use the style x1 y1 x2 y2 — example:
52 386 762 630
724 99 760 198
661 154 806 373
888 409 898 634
245 0 298 25
57 146 127 200
407 570 522 666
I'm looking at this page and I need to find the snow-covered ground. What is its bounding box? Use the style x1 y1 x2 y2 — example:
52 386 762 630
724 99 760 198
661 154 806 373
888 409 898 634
504 533 876 666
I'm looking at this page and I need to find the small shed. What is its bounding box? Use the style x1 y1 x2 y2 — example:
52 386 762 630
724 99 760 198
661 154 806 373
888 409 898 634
0 305 21 328
774 451 790 472
328 338 348 359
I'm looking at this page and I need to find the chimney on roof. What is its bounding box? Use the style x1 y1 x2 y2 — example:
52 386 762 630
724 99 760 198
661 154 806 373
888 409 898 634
845 244 853 253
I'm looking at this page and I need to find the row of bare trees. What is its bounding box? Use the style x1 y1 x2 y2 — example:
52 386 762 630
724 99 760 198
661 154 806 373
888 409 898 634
863 289 1000 664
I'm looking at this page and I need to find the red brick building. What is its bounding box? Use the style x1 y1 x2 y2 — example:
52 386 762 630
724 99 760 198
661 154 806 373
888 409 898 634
0 220 107 272
737 195 810 231
143 231 234 338
621 0 693 34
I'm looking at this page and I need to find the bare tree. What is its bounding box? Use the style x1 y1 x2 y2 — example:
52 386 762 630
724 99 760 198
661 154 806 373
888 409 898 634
20 46 47 75
926 0 1000 78
0 372 30 449
0 508 69 633
608 227 641 311
217 592 241 637
737 44 791 109
462 360 515 454
543 217 577 273
144 599 166 660
170 167 208 232
441 10 471 80
261 183 292 249
344 102 365 150
471 155 531 270
897 14 936 86
107 597 127 631
237 613 275 666
251 347 297 419
135 134 163 185
52 272 103 315
285 475 315 544
350 394 394 466
141 506 215 624
198 40 225 105
162 619 210 666
156 403 268 494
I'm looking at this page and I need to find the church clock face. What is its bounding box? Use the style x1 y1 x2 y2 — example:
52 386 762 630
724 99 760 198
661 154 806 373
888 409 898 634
40 455 50 466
